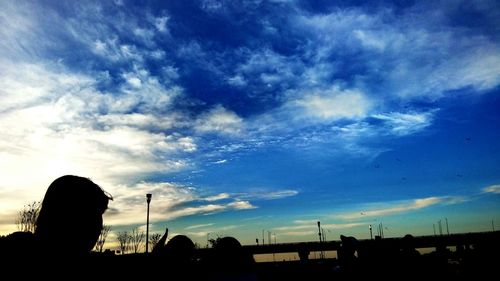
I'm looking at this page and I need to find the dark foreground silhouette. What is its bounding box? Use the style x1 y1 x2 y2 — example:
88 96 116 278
1 175 498 278
2 231 499 279
1 175 111 272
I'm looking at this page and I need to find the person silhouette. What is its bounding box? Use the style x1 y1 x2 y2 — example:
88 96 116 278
208 236 257 281
34 175 112 255
337 235 359 274
1 175 112 258
153 234 195 265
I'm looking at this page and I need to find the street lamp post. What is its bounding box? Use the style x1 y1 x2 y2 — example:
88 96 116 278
146 193 152 253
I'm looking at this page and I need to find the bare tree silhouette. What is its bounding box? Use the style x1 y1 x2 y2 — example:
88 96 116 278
130 227 145 253
149 233 162 250
117 231 131 255
94 225 111 252
15 201 41 233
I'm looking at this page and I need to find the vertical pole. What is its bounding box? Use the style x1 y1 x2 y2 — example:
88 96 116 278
146 193 152 253
433 223 436 236
317 221 323 259
492 220 495 231
445 218 449 235
262 229 265 245
317 221 322 243
369 224 373 240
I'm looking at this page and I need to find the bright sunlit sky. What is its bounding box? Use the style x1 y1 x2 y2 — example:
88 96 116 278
1 0 499 247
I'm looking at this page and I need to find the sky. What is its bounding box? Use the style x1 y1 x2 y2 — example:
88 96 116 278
1 0 499 249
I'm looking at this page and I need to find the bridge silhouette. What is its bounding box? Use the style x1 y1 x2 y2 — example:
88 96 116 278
197 230 500 259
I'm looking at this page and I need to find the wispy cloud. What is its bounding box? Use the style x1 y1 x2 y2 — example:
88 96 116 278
195 105 244 135
185 223 215 230
204 193 231 202
275 222 363 232
372 111 436 136
336 196 467 220
275 220 363 237
482 184 500 194
186 224 242 238
105 182 255 226
289 87 372 122
236 190 299 201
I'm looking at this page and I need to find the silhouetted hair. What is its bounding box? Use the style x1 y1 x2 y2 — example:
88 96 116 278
34 175 111 254
163 234 195 263
212 236 255 270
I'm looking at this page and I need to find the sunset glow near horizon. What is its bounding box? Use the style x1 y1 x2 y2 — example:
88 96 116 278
1 0 499 249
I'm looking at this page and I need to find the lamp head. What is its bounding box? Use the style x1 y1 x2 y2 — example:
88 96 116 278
146 193 152 203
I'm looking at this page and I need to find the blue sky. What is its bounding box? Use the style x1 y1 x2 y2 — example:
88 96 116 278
1 0 499 247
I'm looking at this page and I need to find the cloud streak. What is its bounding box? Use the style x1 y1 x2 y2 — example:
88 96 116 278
482 184 500 194
336 196 467 220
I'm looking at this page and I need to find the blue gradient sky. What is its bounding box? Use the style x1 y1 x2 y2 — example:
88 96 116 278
1 0 499 247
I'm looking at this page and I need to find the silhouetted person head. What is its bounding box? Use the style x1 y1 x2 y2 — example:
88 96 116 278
211 236 255 274
338 234 359 270
163 235 195 264
34 175 111 254
401 234 419 254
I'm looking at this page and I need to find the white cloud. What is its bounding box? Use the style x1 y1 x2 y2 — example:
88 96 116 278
482 184 500 194
353 30 387 51
185 223 214 230
237 189 299 200
234 48 299 87
0 60 198 232
195 105 244 135
292 87 371 121
335 196 466 220
155 16 169 33
227 201 255 210
204 193 231 201
293 7 500 99
227 75 247 87
281 231 316 236
105 182 256 226
91 38 145 63
372 111 435 136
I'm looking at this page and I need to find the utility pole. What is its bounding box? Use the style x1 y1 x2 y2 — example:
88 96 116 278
445 218 449 235
317 221 322 243
145 193 152 253
317 221 323 259
438 220 443 236
369 224 373 239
